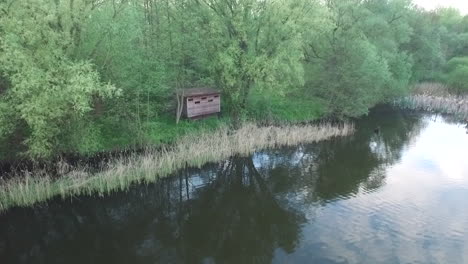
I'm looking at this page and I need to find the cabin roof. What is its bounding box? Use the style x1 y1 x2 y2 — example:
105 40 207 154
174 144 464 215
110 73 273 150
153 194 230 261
181 88 220 97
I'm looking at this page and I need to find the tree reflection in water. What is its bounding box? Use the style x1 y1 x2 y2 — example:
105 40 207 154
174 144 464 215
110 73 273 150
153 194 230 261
180 156 306 263
0 106 430 264
251 106 426 205
0 156 306 264
310 106 426 201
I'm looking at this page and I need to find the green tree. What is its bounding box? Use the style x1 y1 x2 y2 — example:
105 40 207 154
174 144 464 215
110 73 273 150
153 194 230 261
303 0 411 117
403 9 444 82
445 57 468 94
447 66 468 94
192 0 308 120
3 0 468 160
0 0 119 158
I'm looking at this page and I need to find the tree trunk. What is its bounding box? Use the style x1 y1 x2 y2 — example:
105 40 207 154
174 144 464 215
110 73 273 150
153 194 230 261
176 90 184 124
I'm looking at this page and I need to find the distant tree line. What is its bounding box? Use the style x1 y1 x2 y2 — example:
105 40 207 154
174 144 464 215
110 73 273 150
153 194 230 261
1 0 467 158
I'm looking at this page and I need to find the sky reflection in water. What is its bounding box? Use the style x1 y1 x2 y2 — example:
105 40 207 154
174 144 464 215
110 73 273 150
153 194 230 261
279 115 468 264
1 109 468 264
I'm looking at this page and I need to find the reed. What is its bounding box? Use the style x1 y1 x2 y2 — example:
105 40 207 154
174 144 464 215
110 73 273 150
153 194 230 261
395 83 468 121
0 122 354 212
412 82 451 97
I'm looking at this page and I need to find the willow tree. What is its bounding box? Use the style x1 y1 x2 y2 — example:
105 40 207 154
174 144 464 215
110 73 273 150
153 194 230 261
0 0 119 158
192 0 308 120
303 0 412 117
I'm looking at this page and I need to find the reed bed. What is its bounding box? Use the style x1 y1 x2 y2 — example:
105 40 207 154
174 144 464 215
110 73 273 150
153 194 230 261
412 82 451 97
396 95 468 120
0 122 354 212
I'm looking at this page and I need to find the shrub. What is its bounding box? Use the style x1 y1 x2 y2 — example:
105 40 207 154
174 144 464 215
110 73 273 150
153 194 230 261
447 65 468 94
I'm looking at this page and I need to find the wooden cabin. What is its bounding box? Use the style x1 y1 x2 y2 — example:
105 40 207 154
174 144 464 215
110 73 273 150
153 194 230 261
180 88 221 119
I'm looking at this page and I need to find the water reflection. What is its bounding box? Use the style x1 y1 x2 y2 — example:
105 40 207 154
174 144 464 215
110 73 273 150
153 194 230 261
1 107 468 264
252 107 426 204
310 107 425 201
0 156 307 264
180 157 306 263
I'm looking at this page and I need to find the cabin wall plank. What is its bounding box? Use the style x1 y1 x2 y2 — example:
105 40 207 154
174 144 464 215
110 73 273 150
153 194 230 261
184 94 221 118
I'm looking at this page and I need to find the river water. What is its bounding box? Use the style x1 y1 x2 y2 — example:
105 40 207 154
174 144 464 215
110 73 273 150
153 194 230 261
1 107 468 264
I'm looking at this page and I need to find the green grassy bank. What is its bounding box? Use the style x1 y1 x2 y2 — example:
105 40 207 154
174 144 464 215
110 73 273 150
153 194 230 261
0 92 327 161
101 93 327 153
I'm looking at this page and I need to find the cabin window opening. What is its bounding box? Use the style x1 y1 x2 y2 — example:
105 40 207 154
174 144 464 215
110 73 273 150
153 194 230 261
214 95 219 98
201 97 207 100
208 99 213 102
195 101 200 104
188 98 193 101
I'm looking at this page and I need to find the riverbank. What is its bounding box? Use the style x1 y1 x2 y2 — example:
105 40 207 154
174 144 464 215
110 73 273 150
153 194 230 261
0 97 325 175
0 93 326 162
0 122 353 213
395 83 468 121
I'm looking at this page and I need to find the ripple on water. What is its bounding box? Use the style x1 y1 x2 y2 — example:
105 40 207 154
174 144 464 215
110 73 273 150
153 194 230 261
2 110 468 264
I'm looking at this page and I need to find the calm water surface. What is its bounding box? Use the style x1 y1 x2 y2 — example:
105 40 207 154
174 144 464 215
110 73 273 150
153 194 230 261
1 107 468 264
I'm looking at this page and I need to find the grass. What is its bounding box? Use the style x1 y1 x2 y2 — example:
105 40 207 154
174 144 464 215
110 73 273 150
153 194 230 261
0 122 354 213
0 92 326 160
144 115 229 144
81 114 230 154
395 82 468 121
247 91 327 123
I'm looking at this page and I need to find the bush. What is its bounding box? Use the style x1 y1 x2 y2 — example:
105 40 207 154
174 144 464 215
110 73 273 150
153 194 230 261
447 65 468 94
445 57 468 72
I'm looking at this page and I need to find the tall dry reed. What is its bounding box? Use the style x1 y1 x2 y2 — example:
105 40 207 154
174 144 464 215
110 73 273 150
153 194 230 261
0 122 354 212
395 83 468 121
412 82 451 97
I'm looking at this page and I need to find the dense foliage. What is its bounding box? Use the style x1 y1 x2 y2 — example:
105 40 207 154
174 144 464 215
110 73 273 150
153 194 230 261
0 0 120 158
444 57 468 94
1 0 467 158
